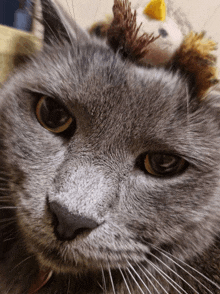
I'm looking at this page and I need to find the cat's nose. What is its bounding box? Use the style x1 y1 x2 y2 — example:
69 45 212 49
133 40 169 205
48 201 99 241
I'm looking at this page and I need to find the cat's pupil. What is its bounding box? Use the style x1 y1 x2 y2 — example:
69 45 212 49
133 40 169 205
36 96 73 133
148 153 185 176
46 108 68 129
40 97 69 128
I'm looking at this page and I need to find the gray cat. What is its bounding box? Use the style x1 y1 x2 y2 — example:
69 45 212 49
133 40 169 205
0 0 220 293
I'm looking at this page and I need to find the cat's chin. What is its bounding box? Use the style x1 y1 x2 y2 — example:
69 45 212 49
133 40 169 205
24 228 151 274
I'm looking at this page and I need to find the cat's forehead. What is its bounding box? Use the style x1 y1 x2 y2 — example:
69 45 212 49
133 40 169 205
20 40 190 145
28 40 187 113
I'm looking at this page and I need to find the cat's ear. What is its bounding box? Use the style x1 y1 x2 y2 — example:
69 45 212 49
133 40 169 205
39 0 89 45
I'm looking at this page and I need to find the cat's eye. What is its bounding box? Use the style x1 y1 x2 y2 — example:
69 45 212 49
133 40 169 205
158 28 168 38
36 96 73 133
144 153 187 177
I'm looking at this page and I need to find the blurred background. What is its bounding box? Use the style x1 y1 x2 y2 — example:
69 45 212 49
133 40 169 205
1 0 219 70
57 0 220 70
0 0 32 31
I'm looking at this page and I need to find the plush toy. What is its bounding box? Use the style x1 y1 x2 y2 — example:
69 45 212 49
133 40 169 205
89 0 191 65
90 0 219 98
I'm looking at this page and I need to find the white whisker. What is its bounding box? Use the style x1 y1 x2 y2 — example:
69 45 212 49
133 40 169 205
145 258 183 294
127 261 152 293
148 251 200 294
134 261 165 294
108 265 116 294
150 244 219 292
126 267 145 294
124 267 135 292
118 266 132 294
101 265 107 293
154 246 216 294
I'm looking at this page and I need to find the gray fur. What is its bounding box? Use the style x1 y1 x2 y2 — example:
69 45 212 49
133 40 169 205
0 0 220 293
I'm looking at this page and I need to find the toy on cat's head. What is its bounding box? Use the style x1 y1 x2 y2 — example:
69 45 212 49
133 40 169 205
90 0 186 66
90 0 219 98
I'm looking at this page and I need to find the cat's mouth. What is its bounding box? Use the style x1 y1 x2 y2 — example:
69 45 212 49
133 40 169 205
31 238 150 275
36 246 138 274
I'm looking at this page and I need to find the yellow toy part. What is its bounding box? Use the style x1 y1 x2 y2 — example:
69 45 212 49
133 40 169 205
143 0 166 21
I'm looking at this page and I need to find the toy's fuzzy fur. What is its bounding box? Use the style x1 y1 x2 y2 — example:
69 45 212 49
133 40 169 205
90 0 159 62
90 0 219 98
168 32 218 98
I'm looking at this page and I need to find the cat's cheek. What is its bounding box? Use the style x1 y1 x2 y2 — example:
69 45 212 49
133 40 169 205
119 169 220 248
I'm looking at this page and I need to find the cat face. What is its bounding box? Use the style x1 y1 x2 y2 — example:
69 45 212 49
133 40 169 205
1 0 220 291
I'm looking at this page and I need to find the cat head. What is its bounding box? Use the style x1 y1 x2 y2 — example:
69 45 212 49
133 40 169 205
1 0 220 278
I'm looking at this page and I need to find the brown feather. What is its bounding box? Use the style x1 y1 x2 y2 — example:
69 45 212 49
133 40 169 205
107 0 159 62
168 32 219 98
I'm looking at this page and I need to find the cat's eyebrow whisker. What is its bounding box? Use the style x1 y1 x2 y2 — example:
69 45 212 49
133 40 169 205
134 261 165 294
150 244 219 292
127 261 152 294
43 17 62 45
63 0 79 48
118 266 132 294
144 257 184 294
108 264 116 294
148 251 200 294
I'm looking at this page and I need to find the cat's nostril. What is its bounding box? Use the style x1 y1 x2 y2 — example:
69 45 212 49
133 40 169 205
48 201 99 241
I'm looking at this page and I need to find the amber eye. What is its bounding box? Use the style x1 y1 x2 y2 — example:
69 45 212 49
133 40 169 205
36 96 73 133
144 153 187 177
